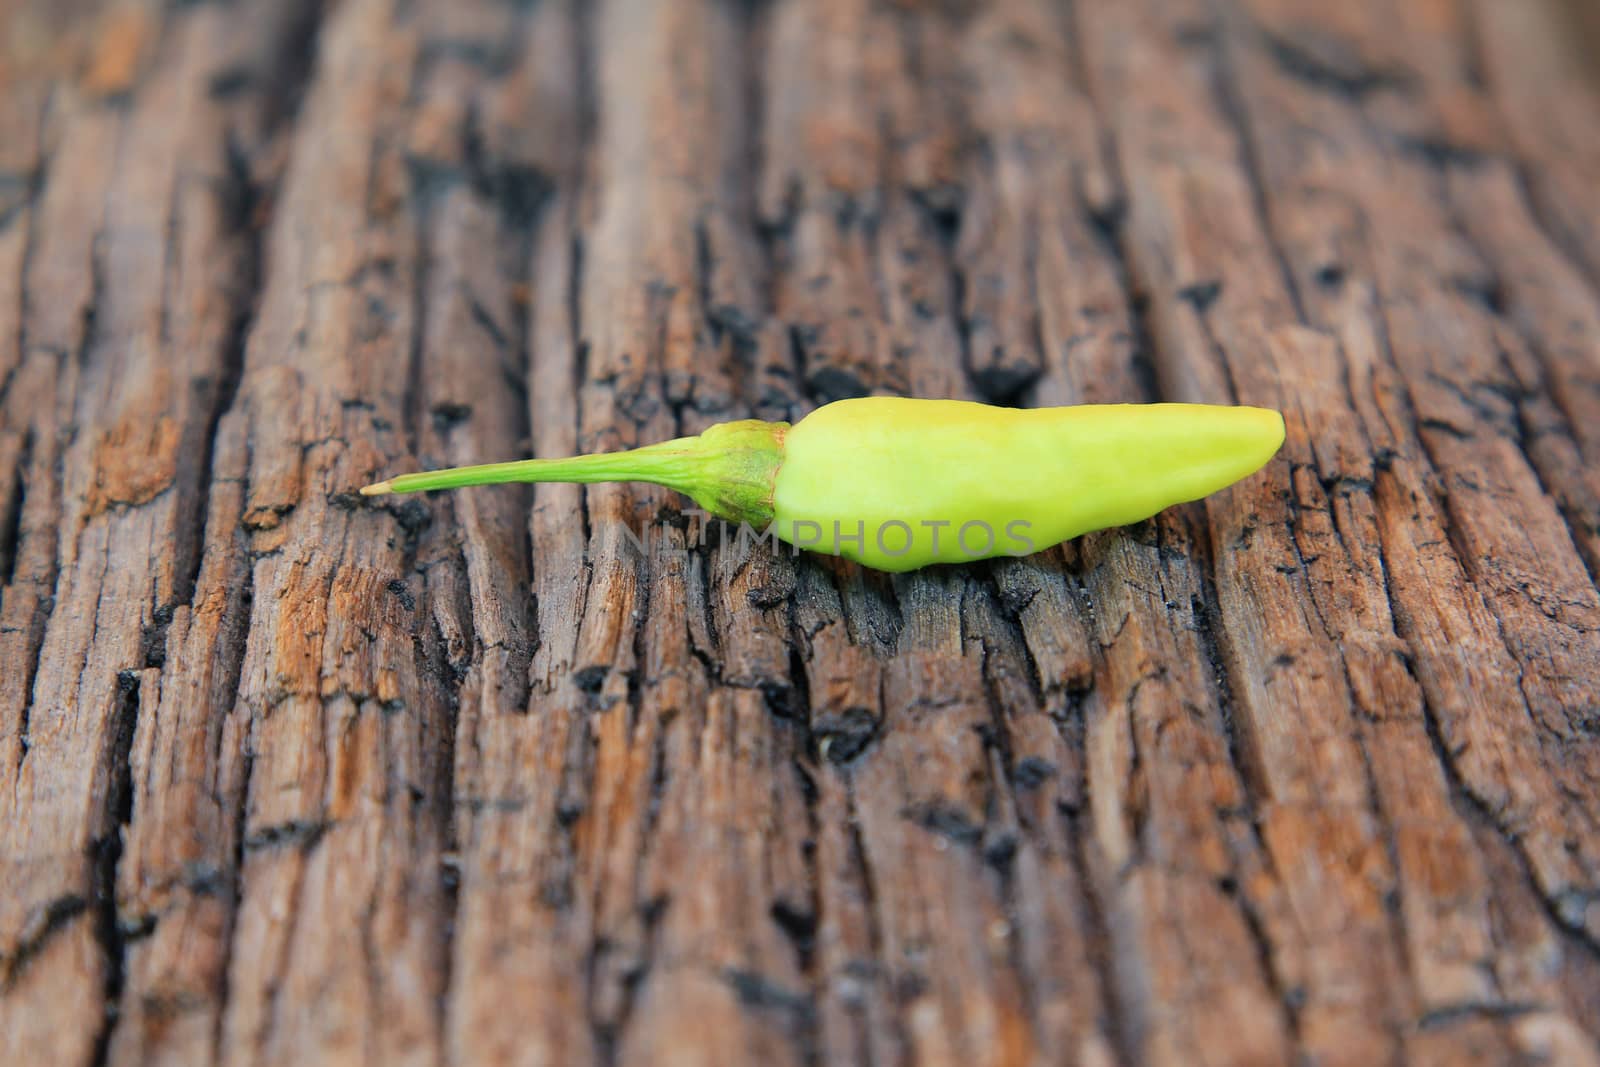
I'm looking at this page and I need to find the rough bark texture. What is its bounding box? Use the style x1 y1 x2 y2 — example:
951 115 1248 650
2 1 1599 1065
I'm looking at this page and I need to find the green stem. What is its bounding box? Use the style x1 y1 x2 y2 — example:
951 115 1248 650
361 437 702 496
361 419 789 528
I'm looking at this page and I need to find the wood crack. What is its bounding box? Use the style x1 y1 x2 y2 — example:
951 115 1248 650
88 668 141 1067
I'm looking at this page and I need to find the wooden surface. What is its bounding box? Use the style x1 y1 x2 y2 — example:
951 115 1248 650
2 1 1600 1064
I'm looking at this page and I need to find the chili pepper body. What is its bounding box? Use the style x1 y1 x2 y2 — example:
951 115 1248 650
361 397 1285 573
772 398 1283 570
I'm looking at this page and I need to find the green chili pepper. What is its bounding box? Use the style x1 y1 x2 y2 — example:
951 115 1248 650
361 398 1284 572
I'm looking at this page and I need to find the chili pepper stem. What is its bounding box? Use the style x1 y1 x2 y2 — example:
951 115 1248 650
361 441 696 496
360 419 788 527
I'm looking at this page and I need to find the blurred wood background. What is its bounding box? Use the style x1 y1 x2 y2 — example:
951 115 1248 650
3 0 1600 1064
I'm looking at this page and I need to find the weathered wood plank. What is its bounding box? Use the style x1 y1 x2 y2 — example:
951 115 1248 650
2 1 1599 1065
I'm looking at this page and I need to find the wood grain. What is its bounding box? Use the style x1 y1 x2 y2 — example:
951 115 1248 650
1 1 1598 1065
